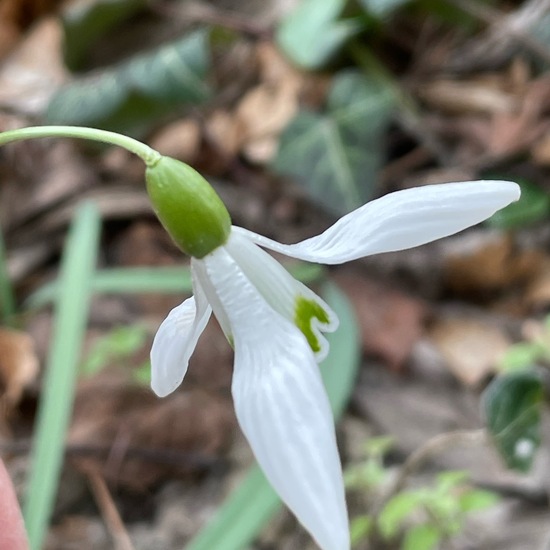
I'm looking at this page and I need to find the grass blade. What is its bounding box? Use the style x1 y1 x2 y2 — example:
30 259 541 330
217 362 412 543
0 222 16 325
25 263 323 308
186 280 360 550
23 202 101 549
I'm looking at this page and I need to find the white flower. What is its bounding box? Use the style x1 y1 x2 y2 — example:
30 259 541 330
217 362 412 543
150 180 520 550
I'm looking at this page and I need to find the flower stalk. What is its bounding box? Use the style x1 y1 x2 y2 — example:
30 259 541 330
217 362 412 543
0 126 161 167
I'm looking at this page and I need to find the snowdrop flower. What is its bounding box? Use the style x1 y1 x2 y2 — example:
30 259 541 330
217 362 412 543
146 156 520 550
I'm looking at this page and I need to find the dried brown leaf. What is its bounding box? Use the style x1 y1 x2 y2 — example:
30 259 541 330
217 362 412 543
419 79 517 115
334 271 427 370
524 259 550 312
0 0 63 60
444 234 543 297
487 77 550 157
69 371 235 491
149 119 201 165
429 316 510 387
206 41 304 166
0 327 39 412
0 17 67 114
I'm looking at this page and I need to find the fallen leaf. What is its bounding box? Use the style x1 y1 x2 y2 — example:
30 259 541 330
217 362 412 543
429 316 511 387
532 130 550 166
69 371 235 491
334 271 427 370
444 233 542 297
0 17 67 114
418 79 516 115
487 77 550 158
524 259 550 313
0 0 64 60
0 137 95 234
236 80 299 163
0 327 39 412
149 119 201 165
205 109 244 160
206 42 303 165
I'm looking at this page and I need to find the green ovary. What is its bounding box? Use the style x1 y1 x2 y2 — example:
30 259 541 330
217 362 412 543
145 156 231 258
294 296 330 353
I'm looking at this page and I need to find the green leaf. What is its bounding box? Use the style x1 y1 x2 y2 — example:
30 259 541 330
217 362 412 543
378 491 424 539
62 0 146 70
276 0 361 68
402 524 441 550
46 30 211 134
358 0 410 18
434 470 469 492
458 489 499 513
499 342 542 373
81 324 147 376
273 70 395 214
482 371 544 472
132 360 152 384
487 180 550 229
350 515 373 544
23 203 101 550
185 281 361 550
364 435 395 457
345 458 387 489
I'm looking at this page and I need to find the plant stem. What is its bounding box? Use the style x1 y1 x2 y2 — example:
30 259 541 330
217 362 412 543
0 126 161 167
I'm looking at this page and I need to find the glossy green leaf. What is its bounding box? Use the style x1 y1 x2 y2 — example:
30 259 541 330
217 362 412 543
46 30 211 134
185 281 361 550
482 371 543 472
23 203 101 550
488 180 550 229
62 0 146 70
273 70 394 214
276 0 361 68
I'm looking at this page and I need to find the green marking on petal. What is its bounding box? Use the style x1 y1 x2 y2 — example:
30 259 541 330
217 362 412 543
295 296 330 353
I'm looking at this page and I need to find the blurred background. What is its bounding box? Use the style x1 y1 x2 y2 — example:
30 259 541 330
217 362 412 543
1 0 550 548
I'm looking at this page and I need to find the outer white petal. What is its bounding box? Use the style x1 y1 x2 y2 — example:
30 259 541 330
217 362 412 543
203 247 349 550
150 277 211 397
225 231 338 362
234 180 521 264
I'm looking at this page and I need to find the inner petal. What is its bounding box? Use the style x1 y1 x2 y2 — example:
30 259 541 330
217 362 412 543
225 231 338 361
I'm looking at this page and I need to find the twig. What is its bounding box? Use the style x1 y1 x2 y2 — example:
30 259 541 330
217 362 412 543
84 465 135 550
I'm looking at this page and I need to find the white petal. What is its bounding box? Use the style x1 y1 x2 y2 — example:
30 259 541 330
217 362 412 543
234 180 520 264
225 231 338 362
150 277 211 397
203 247 349 550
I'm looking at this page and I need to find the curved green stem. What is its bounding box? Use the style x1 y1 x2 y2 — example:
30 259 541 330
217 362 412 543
0 126 161 167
